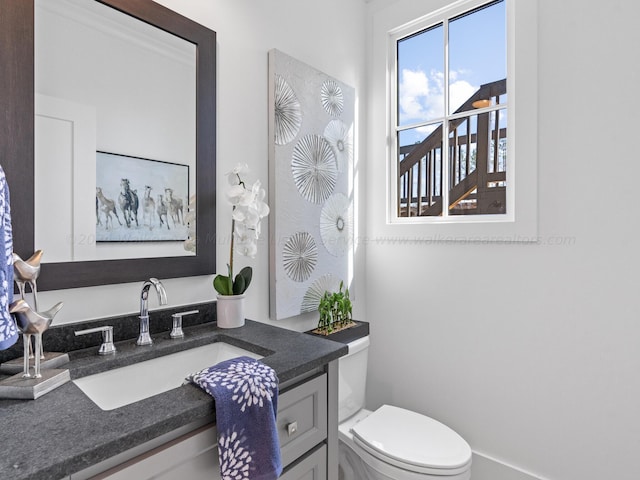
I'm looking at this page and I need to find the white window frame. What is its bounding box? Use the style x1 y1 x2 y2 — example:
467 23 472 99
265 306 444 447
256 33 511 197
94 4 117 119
382 0 537 242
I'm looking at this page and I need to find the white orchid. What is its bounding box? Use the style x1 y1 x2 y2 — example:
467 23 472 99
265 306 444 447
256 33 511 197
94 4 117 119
214 164 270 296
225 184 246 205
225 163 249 186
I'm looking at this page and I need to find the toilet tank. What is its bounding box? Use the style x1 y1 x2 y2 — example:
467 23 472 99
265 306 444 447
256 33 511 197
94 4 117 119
338 335 370 423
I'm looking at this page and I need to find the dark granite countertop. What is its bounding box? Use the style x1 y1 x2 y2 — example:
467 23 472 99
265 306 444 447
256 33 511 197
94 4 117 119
0 317 347 480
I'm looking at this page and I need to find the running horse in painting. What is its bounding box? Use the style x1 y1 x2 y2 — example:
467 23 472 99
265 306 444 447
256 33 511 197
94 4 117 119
96 187 123 230
164 188 184 227
119 178 139 228
142 185 156 229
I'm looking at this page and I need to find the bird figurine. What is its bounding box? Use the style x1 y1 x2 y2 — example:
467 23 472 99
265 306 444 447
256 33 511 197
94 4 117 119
13 250 44 359
13 250 43 311
9 299 63 379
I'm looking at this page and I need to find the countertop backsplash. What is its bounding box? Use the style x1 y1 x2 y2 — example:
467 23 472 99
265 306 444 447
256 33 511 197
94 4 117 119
0 301 216 365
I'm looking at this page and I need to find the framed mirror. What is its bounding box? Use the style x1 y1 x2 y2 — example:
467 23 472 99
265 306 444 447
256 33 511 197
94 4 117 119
0 0 216 291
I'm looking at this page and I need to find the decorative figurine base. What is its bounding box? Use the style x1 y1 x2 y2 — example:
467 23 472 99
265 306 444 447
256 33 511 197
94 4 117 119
0 352 70 375
0 368 70 400
305 320 369 344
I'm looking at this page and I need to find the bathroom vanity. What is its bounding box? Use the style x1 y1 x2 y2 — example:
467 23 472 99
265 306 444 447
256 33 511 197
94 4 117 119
0 312 347 480
81 371 330 480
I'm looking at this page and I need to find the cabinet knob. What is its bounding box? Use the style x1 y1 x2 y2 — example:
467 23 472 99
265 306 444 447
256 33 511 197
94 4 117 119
286 421 298 436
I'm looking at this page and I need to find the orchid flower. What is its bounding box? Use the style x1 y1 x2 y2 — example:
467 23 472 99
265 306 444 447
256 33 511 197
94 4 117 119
213 164 270 296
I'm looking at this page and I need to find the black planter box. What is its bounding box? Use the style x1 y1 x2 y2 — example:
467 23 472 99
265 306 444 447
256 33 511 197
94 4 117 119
304 320 369 345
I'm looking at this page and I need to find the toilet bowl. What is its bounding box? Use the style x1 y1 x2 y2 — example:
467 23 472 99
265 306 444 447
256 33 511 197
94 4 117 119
338 336 471 480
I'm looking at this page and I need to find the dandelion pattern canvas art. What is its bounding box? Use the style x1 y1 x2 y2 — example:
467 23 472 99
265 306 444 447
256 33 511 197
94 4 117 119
268 49 355 320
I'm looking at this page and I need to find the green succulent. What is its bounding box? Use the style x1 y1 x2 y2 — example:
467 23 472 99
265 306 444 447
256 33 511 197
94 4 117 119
317 281 352 333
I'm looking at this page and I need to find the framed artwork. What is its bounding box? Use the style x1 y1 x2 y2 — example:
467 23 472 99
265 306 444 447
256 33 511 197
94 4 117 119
268 49 355 320
96 151 189 242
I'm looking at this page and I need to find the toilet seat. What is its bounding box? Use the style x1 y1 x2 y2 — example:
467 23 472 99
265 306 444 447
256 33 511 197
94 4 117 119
350 405 472 476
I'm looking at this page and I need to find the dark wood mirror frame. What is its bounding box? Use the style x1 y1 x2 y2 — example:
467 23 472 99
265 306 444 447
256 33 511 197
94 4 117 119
0 0 216 291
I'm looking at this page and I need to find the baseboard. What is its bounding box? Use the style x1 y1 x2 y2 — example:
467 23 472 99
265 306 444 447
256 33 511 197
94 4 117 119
471 451 548 480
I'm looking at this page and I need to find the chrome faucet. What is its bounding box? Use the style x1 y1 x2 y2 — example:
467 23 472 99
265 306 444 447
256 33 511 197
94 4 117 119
137 278 168 346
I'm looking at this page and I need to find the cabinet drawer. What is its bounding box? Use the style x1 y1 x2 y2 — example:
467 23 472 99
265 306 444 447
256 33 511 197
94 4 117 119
280 445 327 480
86 425 219 480
277 373 328 468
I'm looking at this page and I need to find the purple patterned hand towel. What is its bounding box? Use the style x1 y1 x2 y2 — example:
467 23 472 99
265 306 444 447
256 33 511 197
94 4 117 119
0 164 17 351
188 356 282 480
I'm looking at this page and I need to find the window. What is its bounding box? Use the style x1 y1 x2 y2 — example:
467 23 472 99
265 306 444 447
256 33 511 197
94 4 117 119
392 0 507 220
370 0 536 241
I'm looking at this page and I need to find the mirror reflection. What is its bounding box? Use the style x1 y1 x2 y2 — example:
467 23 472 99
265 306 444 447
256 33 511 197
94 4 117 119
34 0 196 263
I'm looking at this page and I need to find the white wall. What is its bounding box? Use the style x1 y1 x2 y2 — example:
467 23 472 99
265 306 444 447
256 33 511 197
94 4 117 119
39 0 367 331
365 1 640 479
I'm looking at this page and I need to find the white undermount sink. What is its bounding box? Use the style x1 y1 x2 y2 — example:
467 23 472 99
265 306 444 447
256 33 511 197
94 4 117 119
73 342 262 411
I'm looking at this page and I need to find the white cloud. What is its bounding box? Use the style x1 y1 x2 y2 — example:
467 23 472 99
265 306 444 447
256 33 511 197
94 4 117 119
398 69 430 120
449 80 477 113
416 124 439 137
399 68 478 125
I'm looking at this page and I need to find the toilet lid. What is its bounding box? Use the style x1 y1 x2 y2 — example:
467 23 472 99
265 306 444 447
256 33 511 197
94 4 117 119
350 405 471 472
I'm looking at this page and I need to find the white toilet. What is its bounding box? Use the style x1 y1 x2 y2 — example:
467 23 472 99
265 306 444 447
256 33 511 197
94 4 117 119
338 336 472 480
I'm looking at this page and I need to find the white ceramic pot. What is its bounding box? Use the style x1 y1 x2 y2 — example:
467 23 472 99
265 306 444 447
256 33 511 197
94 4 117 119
216 294 246 328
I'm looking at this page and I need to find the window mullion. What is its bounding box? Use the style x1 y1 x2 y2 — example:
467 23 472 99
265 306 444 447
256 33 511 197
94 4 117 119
442 18 450 217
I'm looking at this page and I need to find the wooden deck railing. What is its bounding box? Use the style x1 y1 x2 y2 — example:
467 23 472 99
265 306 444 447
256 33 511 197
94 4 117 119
398 79 507 216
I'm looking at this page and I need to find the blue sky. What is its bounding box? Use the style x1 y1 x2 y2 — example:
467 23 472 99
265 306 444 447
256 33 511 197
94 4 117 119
397 0 505 144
